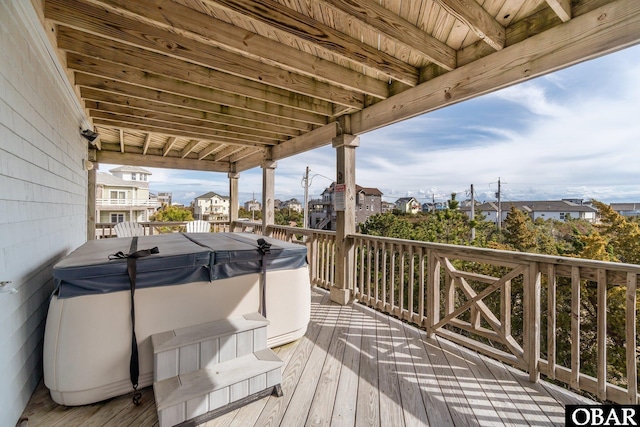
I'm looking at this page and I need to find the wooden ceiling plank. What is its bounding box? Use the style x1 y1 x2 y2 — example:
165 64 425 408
434 0 506 50
201 0 419 86
97 150 230 172
320 0 456 70
351 0 640 135
181 139 200 158
85 101 287 142
162 136 178 157
71 67 328 127
93 0 389 99
92 117 273 148
142 133 151 155
78 83 314 132
545 0 572 22
46 0 364 108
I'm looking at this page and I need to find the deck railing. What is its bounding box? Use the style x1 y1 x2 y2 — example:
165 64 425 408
95 221 639 403
261 225 639 405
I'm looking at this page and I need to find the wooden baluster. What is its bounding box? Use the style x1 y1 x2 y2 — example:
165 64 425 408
389 243 396 314
381 242 387 311
399 245 405 318
570 266 581 389
597 268 607 400
501 279 512 340
427 249 440 337
366 239 372 302
627 272 638 404
547 264 557 381
374 240 380 306
408 245 415 322
418 247 425 326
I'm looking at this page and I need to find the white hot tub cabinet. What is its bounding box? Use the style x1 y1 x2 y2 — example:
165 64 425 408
43 233 310 406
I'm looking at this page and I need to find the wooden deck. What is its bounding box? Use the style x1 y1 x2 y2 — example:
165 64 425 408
22 287 594 426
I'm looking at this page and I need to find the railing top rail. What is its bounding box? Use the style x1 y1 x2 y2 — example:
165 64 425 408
349 232 640 273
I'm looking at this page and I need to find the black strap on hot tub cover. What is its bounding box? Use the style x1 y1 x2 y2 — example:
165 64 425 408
109 237 159 406
257 238 271 318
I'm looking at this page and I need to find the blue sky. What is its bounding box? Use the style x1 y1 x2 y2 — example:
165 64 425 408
100 44 640 206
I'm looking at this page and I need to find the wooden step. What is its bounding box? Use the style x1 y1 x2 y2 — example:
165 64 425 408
151 312 268 381
153 348 283 427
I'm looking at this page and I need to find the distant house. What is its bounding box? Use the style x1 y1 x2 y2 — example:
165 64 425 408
461 199 598 223
281 198 303 213
381 201 396 213
244 199 261 212
193 191 230 220
96 166 158 223
157 192 172 206
422 201 447 212
395 197 421 214
610 203 640 217
309 183 383 230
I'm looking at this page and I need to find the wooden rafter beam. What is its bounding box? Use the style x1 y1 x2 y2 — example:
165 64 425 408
97 150 231 172
212 145 244 161
181 140 200 158
66 53 334 119
92 115 274 148
434 0 506 50
352 0 640 135
162 137 177 157
84 101 287 142
91 111 278 145
46 0 364 108
235 122 339 171
92 0 389 99
320 0 456 70
198 143 226 161
81 89 300 138
545 0 572 22
142 133 151 155
78 85 315 132
202 0 419 86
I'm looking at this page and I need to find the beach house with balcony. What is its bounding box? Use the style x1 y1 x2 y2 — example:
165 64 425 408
95 166 158 223
193 191 230 220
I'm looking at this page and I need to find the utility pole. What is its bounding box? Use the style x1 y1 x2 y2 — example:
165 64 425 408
496 177 502 231
470 184 475 241
303 166 309 229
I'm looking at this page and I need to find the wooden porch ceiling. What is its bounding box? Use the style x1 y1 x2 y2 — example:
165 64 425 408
38 0 640 173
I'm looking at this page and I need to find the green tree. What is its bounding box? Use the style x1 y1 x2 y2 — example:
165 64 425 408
503 206 537 252
150 205 193 222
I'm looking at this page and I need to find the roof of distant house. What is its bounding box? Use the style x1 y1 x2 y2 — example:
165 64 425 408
194 191 229 200
322 182 383 196
108 166 152 174
610 203 640 211
395 197 419 203
460 200 597 213
96 172 148 188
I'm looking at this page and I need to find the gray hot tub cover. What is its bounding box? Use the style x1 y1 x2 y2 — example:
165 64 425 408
53 233 307 298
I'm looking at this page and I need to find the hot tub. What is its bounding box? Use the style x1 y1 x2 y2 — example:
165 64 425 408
43 233 310 406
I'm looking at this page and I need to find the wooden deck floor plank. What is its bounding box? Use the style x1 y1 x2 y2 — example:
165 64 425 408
480 354 559 426
305 303 352 426
402 323 456 427
252 289 333 426
416 329 479 427
355 305 380 427
387 316 430 427
375 311 406 427
449 340 530 426
330 303 365 427
280 302 343 426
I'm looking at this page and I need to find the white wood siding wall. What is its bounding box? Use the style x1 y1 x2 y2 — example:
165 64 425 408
0 2 88 425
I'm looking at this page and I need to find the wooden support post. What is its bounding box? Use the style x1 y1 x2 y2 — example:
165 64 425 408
331 134 359 305
261 159 276 236
86 148 97 240
524 262 541 382
228 171 239 230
